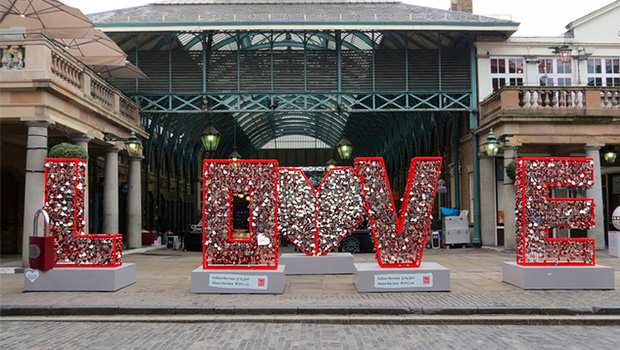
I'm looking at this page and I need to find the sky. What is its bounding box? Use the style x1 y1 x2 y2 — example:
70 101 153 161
62 0 616 37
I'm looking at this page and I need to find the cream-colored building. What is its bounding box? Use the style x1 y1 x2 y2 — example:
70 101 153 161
0 36 146 265
474 0 620 249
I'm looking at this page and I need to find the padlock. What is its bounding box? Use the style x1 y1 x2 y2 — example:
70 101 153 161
29 209 54 271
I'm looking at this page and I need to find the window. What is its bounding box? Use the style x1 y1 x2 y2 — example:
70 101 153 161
538 58 572 86
587 58 620 86
490 57 524 92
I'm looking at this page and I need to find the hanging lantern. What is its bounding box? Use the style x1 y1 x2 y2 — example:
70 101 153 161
201 124 221 153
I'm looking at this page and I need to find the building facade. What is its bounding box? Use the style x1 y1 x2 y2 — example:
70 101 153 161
475 0 620 249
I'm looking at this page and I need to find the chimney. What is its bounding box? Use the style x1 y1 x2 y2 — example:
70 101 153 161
451 0 473 13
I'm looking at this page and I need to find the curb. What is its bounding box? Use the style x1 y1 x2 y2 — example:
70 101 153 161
3 305 620 317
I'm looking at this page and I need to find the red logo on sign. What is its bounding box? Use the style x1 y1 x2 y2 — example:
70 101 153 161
258 278 265 287
423 276 430 285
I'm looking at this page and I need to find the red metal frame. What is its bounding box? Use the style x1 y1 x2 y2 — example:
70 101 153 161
356 157 442 268
202 159 278 270
45 158 122 268
515 157 596 266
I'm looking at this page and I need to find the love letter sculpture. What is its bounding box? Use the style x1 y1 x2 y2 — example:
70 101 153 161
44 158 122 267
202 157 442 269
202 160 278 269
515 157 595 265
356 157 442 267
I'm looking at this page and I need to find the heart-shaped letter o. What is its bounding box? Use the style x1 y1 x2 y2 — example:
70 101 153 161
278 167 365 256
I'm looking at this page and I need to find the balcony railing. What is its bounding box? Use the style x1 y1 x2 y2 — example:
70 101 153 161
480 86 620 125
0 38 140 125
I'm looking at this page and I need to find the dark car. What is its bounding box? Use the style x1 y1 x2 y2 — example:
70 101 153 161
338 228 375 253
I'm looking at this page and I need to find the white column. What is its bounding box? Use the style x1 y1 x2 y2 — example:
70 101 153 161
22 121 51 267
479 154 496 246
503 145 520 251
70 134 92 234
127 155 143 248
585 143 606 250
103 146 121 235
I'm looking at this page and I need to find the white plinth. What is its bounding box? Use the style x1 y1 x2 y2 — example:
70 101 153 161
354 262 450 292
23 263 136 292
609 231 620 257
502 262 614 290
191 265 285 294
280 253 355 275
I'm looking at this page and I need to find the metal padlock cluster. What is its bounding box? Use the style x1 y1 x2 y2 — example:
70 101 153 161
29 209 54 271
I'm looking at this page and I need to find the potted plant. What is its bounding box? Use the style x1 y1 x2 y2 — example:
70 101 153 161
505 160 516 181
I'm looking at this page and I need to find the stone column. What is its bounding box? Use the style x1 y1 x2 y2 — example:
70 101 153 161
585 143 606 250
70 134 92 234
503 145 520 251
479 153 496 246
22 121 51 267
103 147 121 235
127 155 143 248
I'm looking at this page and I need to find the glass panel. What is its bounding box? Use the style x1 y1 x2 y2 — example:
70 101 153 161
509 78 523 86
491 59 499 73
492 78 505 92
491 58 506 74
538 59 553 74
540 78 554 86
588 77 602 86
557 59 571 74
588 59 602 74
557 78 571 86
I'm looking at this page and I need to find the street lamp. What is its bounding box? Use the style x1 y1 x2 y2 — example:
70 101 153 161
124 131 143 158
603 148 618 164
201 124 221 155
337 133 353 160
482 129 501 157
325 158 337 172
103 131 143 157
550 45 571 63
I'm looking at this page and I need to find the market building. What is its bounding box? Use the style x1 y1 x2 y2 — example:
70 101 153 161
1 0 618 265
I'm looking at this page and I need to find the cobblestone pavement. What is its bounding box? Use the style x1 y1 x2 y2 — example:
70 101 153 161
1 321 619 350
2 248 619 309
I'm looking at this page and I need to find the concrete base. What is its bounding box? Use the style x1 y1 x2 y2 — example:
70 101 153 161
280 253 355 275
23 263 136 292
502 262 615 290
354 262 450 292
191 265 285 294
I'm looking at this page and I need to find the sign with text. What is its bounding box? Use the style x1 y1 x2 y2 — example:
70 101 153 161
373 273 434 288
208 273 268 290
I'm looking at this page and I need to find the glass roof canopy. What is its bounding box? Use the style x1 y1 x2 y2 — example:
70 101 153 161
93 0 517 171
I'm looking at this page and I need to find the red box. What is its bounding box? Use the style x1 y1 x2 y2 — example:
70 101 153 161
142 230 154 245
